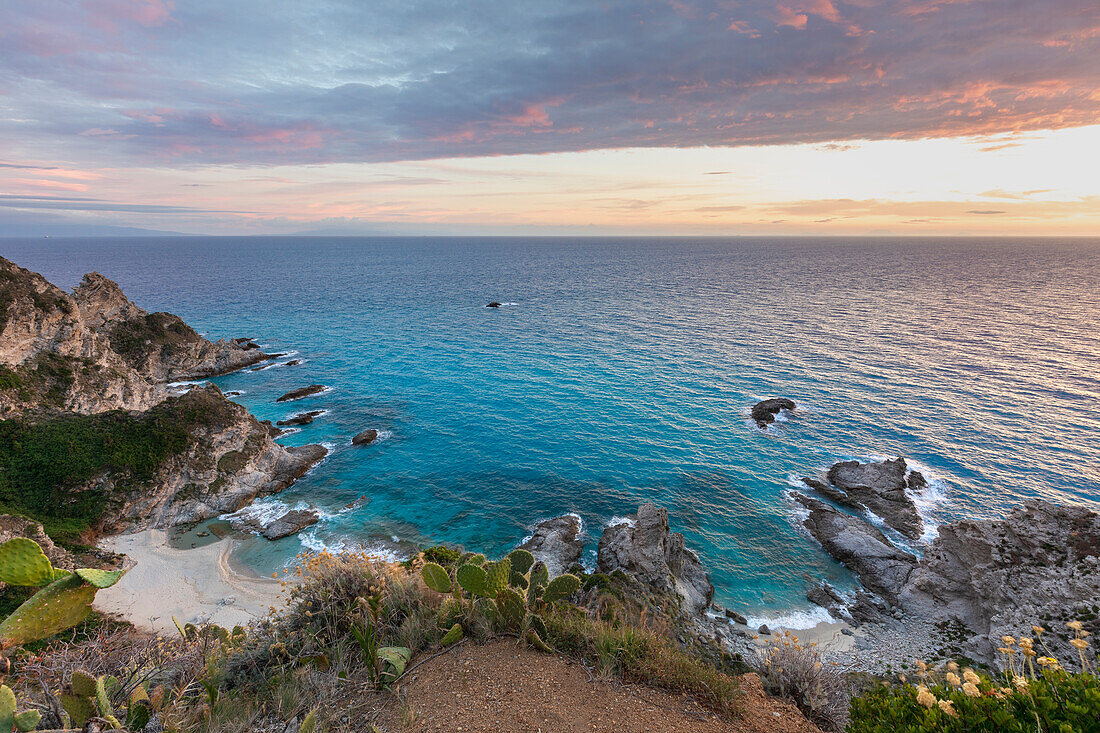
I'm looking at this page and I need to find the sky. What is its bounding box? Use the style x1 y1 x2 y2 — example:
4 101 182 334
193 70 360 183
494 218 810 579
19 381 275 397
1 0 1099 236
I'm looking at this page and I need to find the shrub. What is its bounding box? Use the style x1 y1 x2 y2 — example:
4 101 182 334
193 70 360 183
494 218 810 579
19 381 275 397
848 624 1100 732
755 630 853 731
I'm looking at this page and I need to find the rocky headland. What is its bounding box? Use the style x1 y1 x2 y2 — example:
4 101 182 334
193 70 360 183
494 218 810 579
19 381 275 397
0 256 326 541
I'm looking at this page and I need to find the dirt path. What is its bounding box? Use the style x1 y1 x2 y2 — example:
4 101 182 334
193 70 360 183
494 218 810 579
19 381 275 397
376 640 819 733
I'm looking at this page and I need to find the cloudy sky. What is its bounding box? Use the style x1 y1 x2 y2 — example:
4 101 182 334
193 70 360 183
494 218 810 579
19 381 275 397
1 0 1099 235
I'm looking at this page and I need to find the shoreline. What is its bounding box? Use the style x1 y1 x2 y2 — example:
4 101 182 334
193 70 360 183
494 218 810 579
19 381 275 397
95 529 288 634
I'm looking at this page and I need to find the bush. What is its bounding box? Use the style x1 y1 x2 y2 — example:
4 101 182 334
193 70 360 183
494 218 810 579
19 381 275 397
848 625 1100 732
755 630 853 731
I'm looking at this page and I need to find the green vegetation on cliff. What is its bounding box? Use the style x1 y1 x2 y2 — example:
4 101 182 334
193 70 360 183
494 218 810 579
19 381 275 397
0 389 239 542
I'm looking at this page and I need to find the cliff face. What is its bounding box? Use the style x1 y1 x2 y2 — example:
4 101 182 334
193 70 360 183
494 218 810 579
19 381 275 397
0 258 267 417
0 258 326 537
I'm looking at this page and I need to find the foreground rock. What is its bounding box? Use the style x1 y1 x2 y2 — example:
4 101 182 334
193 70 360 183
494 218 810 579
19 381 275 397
802 457 924 539
797 493 1100 665
750 398 795 427
597 503 714 615
276 384 326 402
518 514 584 576
352 428 379 445
276 410 323 427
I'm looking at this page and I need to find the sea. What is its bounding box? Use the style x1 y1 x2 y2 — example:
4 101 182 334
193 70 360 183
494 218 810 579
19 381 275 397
3 236 1099 627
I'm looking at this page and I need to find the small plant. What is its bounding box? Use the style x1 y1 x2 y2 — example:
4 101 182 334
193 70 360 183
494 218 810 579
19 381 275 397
755 629 852 731
848 622 1100 732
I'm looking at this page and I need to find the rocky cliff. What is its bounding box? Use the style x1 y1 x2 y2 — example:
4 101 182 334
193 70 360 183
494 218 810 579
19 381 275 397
0 257 267 417
0 257 325 539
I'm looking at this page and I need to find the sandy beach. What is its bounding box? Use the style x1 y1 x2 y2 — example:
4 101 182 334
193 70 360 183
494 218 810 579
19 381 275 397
95 529 287 634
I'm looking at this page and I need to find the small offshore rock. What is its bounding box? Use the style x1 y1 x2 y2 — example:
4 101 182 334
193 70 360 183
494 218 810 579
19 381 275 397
750 397 795 427
285 359 302 366
276 410 323 427
352 428 379 445
276 384 325 402
261 509 320 540
758 624 771 635
724 609 749 625
486 301 502 308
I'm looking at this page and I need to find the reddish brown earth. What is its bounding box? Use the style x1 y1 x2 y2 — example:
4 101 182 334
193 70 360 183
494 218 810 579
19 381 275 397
376 640 820 733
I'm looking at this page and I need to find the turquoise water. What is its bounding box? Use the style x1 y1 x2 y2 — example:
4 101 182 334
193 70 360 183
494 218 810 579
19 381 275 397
4 236 1099 624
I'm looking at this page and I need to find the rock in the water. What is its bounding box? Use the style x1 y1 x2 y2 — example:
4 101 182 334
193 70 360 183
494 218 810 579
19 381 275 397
276 410 323 427
276 385 326 402
750 397 795 427
801 458 924 540
793 492 918 604
518 514 584 576
285 359 302 366
352 428 379 445
597 503 714 616
806 581 851 621
261 509 320 540
724 609 749 625
486 301 502 308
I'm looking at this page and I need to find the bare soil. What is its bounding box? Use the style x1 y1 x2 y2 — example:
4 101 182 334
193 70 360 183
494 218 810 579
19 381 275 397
375 639 819 733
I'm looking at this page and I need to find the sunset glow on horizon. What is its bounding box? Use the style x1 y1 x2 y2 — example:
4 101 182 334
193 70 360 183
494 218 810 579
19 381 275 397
2 0 1099 236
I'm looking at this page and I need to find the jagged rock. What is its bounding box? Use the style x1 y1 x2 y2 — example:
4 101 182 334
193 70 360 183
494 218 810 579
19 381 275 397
285 359 302 366
276 384 326 402
277 410 323 427
352 428 379 445
518 515 584 576
801 457 924 540
260 509 320 540
724 609 748 625
758 624 771 635
793 493 918 604
597 503 714 616
750 397 795 427
806 581 851 621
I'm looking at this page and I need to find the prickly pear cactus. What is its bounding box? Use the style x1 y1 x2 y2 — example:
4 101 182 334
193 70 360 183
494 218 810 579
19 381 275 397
507 549 535 575
0 538 57 587
378 646 411 685
543 574 581 603
441 623 463 646
529 561 549 589
0 684 42 732
437 596 463 627
495 587 526 629
456 563 487 596
526 627 553 653
482 557 511 597
0 572 96 646
421 562 452 593
508 570 529 589
74 567 127 588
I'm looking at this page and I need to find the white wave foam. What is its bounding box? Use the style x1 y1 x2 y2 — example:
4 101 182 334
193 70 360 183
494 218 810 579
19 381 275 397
278 427 302 437
607 515 636 528
222 498 340 528
296 530 407 562
745 605 835 631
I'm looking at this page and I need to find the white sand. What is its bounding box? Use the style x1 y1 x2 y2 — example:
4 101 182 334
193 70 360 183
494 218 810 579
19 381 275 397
95 529 287 634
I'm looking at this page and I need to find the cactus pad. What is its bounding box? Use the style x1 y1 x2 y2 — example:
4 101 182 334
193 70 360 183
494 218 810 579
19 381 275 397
74 567 127 588
507 549 535 575
420 562 452 593
526 627 553 653
13 709 40 732
0 538 57 587
483 557 511 597
543 574 581 603
378 646 411 684
456 563 487 596
441 623 463 647
508 570 529 589
0 685 13 731
0 572 96 646
496 588 525 629
529 561 550 589
70 671 97 697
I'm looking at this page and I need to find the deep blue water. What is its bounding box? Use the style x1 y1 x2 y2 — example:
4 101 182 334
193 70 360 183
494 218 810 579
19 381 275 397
4 236 1099 625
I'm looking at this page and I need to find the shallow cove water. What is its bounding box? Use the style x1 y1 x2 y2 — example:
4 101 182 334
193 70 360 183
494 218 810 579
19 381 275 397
5 236 1099 625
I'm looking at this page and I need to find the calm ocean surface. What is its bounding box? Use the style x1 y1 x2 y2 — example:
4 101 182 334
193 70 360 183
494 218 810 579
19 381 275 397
4 236 1099 624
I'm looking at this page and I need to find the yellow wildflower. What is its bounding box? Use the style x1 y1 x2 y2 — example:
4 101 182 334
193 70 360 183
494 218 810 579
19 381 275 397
1001 635 1016 646
1013 676 1028 692
1032 625 1045 635
945 672 961 686
1067 621 1084 631
915 686 937 708
963 669 981 685
938 699 957 717
1069 638 1089 650
962 682 980 697
947 661 959 672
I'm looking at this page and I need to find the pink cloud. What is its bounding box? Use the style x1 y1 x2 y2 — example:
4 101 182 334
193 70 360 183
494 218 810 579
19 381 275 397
774 6 809 29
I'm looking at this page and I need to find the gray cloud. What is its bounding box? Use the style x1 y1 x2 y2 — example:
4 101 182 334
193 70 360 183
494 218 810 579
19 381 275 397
0 194 247 214
0 0 1097 166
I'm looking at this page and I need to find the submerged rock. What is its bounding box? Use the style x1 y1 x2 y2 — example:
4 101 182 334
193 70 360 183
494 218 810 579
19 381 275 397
276 410 323 427
352 428 379 445
597 503 714 616
518 514 585 576
276 384 326 402
750 398 795 428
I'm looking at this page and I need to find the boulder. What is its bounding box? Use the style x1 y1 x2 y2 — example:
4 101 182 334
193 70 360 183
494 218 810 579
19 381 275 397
750 398 795 427
597 503 714 616
261 509 320 540
724 609 748 625
285 359 302 366
518 515 585 576
276 385 326 402
352 428 379 445
276 410 323 427
486 302 502 308
792 492 918 604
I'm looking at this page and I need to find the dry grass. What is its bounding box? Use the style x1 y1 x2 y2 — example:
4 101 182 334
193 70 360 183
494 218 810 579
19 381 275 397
754 629 854 732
